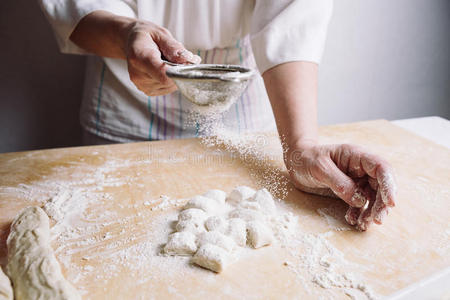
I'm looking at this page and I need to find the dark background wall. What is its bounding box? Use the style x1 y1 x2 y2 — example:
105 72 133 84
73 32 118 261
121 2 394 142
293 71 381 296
0 0 86 153
0 0 449 153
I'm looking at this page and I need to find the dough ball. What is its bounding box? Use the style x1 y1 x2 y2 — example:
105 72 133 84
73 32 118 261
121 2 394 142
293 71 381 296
225 218 247 247
204 216 228 233
238 200 261 211
191 244 231 273
197 231 235 252
228 208 264 222
252 189 276 214
203 189 227 204
164 232 198 256
184 195 218 213
246 220 274 249
226 186 256 206
178 208 207 222
175 219 205 235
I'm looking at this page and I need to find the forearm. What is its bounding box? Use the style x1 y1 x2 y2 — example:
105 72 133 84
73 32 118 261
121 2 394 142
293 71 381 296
262 61 319 149
69 10 134 59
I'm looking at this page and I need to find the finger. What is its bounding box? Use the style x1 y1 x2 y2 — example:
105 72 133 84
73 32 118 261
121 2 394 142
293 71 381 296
356 197 375 231
345 206 360 225
129 66 175 94
128 32 169 83
368 177 378 190
360 152 396 207
313 156 366 207
371 190 388 224
376 165 396 207
344 146 366 178
156 33 201 64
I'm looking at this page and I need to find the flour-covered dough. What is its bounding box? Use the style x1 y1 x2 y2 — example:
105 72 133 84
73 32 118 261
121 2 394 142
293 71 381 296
226 186 256 205
197 231 235 252
184 195 219 213
6 206 81 300
164 232 198 256
175 219 206 235
246 220 274 249
204 216 228 233
164 186 282 273
203 189 227 204
192 244 231 273
229 208 264 222
225 218 247 247
178 208 207 222
251 188 276 214
0 267 13 300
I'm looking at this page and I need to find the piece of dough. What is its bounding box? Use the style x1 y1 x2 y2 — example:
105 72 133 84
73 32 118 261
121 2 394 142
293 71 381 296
178 208 207 222
225 218 247 247
191 244 231 273
252 189 276 214
203 189 226 204
164 232 197 256
246 220 274 249
6 206 81 300
228 208 264 222
0 267 13 300
238 200 261 211
184 195 219 213
175 219 206 235
197 231 235 252
226 186 256 205
204 216 228 233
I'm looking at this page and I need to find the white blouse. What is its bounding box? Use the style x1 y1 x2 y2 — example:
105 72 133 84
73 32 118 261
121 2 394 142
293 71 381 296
38 0 332 142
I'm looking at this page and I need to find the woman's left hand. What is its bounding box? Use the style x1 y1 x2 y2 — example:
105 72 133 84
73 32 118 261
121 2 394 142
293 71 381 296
285 141 397 231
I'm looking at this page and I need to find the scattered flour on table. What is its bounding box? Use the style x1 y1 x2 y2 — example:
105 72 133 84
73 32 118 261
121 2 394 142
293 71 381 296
2 148 378 298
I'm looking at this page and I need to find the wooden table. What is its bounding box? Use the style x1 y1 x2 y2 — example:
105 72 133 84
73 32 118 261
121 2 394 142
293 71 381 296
0 120 449 299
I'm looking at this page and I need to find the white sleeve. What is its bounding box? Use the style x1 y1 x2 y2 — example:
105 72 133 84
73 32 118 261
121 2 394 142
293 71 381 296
250 0 333 74
38 0 137 54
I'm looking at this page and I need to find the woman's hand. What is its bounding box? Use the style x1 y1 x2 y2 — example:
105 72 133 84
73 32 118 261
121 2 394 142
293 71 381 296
124 20 200 96
70 11 201 96
285 141 397 231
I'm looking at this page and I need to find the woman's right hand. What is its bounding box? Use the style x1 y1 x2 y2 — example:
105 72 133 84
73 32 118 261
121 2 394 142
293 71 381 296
70 11 200 96
124 20 201 96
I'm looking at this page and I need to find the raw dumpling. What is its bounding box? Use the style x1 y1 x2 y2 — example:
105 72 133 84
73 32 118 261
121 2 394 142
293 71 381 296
191 244 231 273
164 232 198 256
246 220 274 249
226 186 256 205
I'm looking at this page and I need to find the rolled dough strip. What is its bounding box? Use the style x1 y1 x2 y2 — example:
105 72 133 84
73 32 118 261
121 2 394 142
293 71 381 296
6 206 80 300
0 267 13 300
191 244 231 273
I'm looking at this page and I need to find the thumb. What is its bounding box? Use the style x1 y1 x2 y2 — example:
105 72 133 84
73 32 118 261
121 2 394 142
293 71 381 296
156 34 201 64
317 157 366 207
